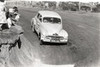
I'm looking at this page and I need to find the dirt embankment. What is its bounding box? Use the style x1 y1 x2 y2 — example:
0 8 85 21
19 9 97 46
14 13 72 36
0 26 35 67
0 35 35 67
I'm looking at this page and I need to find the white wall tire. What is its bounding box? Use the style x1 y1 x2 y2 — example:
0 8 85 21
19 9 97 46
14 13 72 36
38 33 44 45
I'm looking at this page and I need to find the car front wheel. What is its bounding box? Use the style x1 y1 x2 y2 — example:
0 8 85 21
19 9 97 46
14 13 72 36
38 33 44 45
40 40 44 45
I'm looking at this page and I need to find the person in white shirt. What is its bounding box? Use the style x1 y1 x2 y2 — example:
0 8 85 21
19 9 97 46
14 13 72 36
13 6 20 22
0 1 9 30
7 8 20 27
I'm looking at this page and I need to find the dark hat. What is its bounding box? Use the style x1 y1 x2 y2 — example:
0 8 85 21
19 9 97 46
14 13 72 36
0 0 5 2
13 6 18 12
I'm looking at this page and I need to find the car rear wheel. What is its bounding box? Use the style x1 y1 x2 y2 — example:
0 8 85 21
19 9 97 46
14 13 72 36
31 22 35 32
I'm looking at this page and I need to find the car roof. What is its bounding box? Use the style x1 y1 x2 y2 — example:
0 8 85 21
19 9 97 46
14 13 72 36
38 11 61 19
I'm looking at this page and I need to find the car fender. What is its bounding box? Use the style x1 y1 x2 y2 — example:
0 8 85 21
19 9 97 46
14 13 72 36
59 29 68 37
39 28 48 40
40 27 47 36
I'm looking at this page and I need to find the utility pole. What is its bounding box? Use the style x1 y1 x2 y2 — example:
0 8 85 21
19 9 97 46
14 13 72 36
89 2 93 12
78 2 81 11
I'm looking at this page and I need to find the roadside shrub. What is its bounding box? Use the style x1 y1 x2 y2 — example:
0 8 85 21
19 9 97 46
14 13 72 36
48 2 56 8
59 2 78 11
96 4 100 12
81 6 91 11
70 6 78 11
92 4 100 12
92 8 98 12
59 2 69 10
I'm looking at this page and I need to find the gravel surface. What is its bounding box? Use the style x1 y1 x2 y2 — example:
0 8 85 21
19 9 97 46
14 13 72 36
19 7 100 67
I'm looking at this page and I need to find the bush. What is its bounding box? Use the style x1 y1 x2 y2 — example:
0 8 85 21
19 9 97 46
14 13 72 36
70 6 78 11
59 2 69 10
48 2 56 8
81 6 91 11
92 4 100 12
96 4 100 12
59 2 78 11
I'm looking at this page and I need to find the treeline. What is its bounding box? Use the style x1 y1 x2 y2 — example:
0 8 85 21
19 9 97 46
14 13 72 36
6 1 100 12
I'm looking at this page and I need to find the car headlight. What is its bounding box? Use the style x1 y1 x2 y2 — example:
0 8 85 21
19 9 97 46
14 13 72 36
64 36 68 40
41 33 46 39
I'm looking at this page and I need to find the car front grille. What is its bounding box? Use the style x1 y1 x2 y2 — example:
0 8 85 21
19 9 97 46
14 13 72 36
46 36 64 40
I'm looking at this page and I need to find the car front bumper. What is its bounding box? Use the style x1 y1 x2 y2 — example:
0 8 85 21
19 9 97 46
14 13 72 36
42 37 68 43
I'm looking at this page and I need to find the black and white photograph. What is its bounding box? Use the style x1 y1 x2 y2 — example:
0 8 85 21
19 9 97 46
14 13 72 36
0 0 100 67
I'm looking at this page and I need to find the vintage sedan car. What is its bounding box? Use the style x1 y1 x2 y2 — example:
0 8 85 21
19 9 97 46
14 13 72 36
31 11 68 44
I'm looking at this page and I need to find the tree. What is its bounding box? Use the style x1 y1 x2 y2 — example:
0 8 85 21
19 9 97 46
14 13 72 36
96 4 100 11
48 1 56 9
59 2 78 11
81 6 91 11
59 2 69 10
92 4 100 12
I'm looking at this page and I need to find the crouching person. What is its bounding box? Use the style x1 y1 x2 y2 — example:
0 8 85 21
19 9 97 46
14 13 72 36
6 8 24 34
6 8 20 27
13 6 20 22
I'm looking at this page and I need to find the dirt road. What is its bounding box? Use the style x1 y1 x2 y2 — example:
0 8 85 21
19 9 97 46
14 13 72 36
18 7 100 67
0 7 99 67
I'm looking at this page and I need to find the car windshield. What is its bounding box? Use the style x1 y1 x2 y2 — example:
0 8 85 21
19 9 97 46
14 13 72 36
43 17 61 24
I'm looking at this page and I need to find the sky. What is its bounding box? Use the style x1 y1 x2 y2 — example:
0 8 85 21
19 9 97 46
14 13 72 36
5 0 100 3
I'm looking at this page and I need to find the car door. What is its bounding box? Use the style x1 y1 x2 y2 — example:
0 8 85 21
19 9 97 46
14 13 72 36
35 13 42 34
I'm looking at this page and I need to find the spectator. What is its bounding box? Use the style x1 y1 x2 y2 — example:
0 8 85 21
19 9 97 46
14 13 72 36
13 6 18 13
13 6 20 22
7 7 20 27
0 1 9 30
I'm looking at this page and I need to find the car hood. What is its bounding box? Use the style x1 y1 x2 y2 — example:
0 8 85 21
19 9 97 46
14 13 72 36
41 23 62 35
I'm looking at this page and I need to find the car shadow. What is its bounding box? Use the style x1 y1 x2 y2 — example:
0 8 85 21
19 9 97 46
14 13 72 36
42 42 67 46
41 39 73 47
